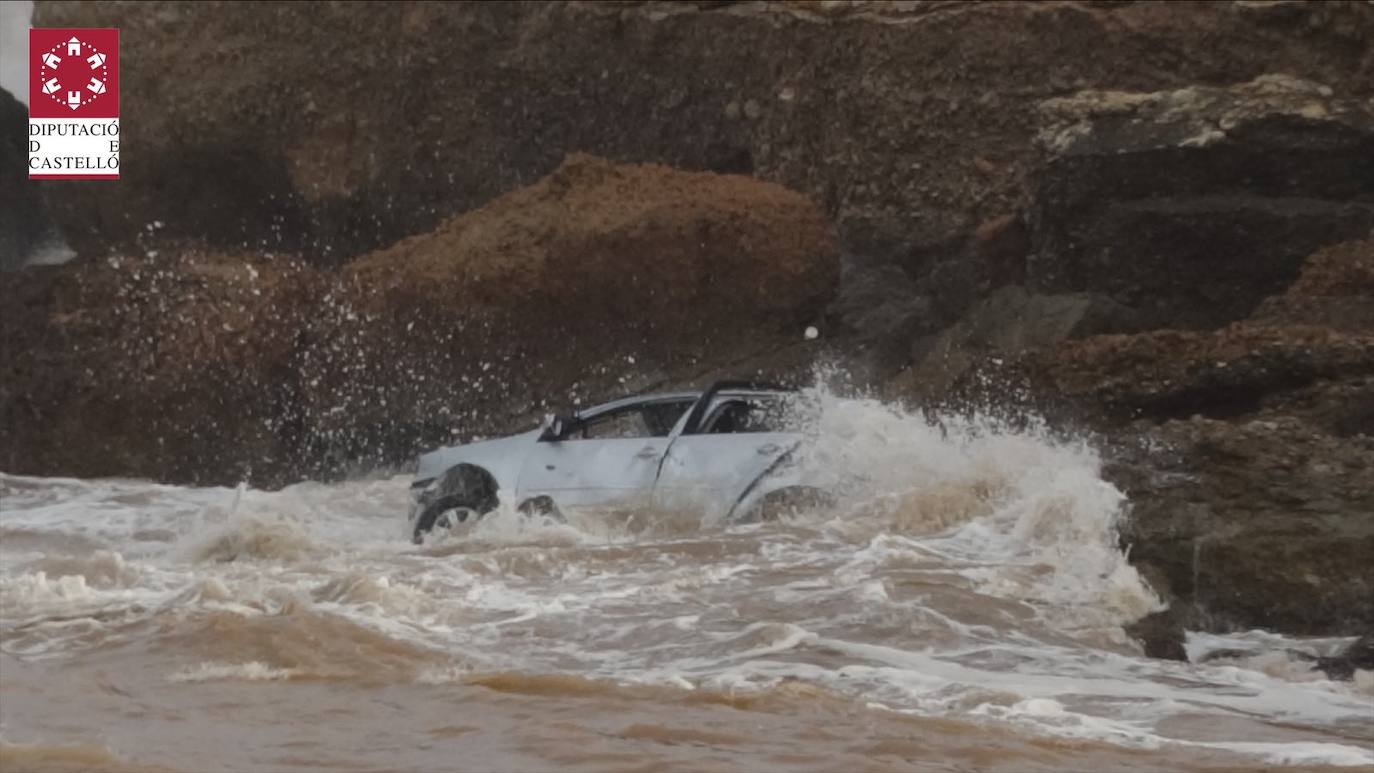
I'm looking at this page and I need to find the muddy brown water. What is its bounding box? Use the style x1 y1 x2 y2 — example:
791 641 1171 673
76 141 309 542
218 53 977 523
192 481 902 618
2 400 1371 771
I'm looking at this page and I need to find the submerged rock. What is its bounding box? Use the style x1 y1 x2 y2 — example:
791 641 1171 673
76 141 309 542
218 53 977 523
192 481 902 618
1124 608 1188 662
1314 634 1374 681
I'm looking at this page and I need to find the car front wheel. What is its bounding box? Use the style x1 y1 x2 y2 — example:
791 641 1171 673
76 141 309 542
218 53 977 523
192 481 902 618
412 464 500 544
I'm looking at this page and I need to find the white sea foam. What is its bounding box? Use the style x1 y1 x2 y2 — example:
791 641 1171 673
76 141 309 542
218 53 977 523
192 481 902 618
169 661 298 683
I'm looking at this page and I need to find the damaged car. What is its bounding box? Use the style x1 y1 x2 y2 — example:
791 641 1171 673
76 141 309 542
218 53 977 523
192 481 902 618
407 381 831 542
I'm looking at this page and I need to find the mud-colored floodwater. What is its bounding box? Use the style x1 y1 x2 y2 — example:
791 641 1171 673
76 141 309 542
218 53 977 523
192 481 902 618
2 393 1370 772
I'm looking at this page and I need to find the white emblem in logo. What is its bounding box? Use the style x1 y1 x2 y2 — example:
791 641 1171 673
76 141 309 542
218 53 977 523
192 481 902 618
38 35 110 111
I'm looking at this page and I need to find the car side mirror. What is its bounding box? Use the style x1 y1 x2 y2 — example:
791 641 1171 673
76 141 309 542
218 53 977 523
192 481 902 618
539 413 577 442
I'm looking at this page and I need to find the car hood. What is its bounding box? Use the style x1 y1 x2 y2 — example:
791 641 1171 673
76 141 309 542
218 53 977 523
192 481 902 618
415 429 541 490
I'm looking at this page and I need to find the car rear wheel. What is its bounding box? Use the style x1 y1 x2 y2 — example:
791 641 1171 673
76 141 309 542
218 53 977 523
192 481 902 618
412 464 499 544
744 486 835 523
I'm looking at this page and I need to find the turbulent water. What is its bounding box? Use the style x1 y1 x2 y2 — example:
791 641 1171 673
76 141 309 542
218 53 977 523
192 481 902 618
2 391 1371 772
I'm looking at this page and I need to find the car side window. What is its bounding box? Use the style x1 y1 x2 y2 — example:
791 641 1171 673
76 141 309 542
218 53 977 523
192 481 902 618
571 400 695 440
578 409 652 440
641 400 693 436
703 397 787 434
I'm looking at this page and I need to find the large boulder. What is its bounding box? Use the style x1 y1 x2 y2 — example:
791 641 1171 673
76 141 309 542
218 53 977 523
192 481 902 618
0 156 837 485
1030 75 1374 330
29 1 1374 267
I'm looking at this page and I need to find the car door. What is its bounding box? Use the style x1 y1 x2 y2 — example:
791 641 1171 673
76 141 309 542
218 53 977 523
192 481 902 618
653 395 799 520
516 400 690 514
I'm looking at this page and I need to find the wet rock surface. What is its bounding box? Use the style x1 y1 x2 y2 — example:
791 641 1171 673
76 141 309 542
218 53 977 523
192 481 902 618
1109 417 1374 636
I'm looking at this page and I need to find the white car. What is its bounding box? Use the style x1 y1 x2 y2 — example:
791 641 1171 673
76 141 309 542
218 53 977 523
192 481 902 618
407 381 830 542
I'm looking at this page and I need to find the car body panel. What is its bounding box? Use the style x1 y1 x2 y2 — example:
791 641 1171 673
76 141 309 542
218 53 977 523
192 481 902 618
412 430 538 514
653 431 799 521
517 435 671 511
408 382 818 527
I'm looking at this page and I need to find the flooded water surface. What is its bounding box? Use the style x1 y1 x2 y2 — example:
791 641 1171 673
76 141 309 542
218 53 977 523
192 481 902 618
2 395 1370 771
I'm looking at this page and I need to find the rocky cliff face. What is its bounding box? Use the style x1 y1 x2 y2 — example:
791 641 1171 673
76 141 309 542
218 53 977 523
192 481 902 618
880 71 1374 638
29 0 1374 276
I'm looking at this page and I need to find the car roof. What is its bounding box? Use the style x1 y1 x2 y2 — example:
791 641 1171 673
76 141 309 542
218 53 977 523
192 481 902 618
575 387 792 419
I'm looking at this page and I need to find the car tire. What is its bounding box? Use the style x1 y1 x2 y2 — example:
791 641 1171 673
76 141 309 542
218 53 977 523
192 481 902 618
412 464 500 543
517 495 565 522
744 486 835 523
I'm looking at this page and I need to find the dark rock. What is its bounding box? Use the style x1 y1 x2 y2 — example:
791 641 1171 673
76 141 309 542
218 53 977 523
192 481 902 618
0 88 63 271
898 285 1140 400
826 263 932 376
1020 240 1374 425
1024 325 1374 424
968 214 1029 288
1111 417 1374 636
829 264 930 342
1124 608 1189 662
1315 634 1374 680
1030 75 1374 330
1253 237 1374 332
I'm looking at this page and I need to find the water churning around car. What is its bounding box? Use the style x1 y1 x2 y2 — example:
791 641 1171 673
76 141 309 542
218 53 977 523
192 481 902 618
1 388 1371 772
